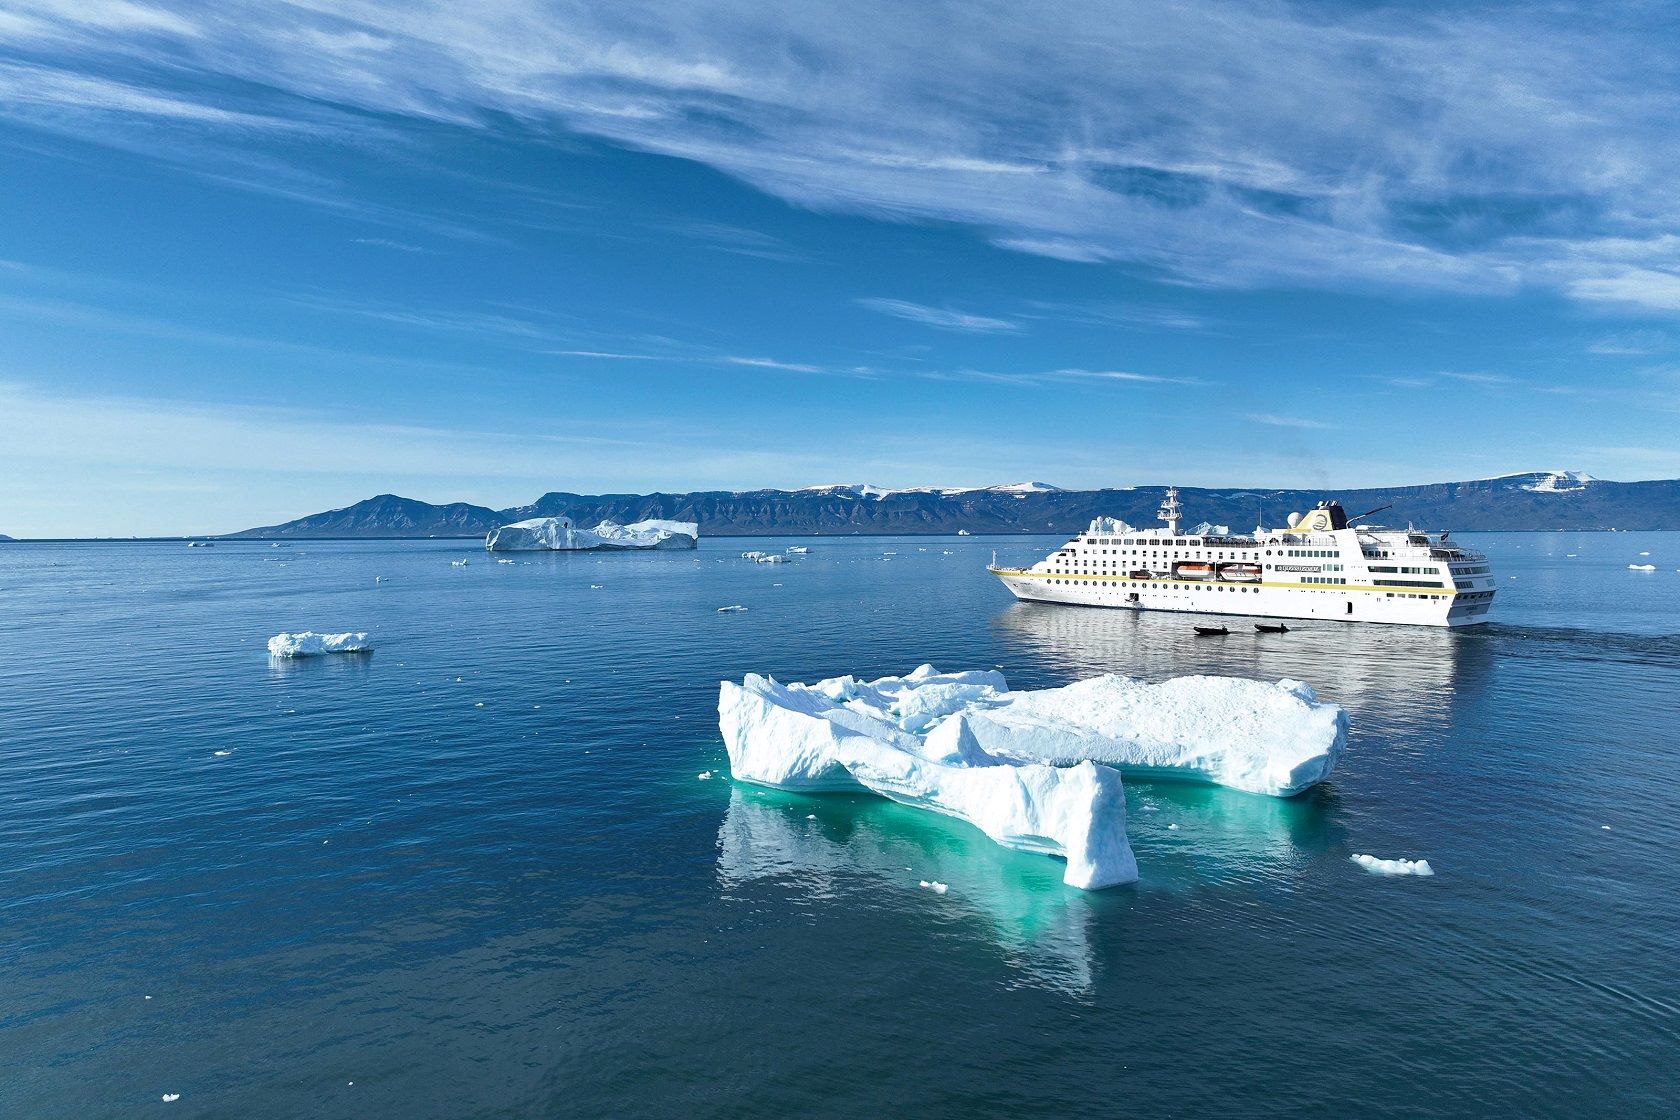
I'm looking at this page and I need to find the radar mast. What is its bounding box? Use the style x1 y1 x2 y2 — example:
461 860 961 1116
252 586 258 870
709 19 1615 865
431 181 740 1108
1157 486 1182 534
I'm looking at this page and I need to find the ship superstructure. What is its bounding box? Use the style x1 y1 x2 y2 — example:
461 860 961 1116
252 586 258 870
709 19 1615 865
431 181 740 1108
989 487 1497 627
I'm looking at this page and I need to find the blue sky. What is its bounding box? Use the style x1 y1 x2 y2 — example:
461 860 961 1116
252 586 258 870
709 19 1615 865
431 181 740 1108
2 1 1679 536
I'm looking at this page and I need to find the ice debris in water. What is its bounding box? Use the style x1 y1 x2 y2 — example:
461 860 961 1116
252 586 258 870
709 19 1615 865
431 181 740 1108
162 1094 180 1102
213 750 231 758
697 770 714 780
719 668 1136 889
266 631 372 657
717 604 749 613
1628 563 1656 571
451 559 469 567
918 880 949 894
1351 853 1435 876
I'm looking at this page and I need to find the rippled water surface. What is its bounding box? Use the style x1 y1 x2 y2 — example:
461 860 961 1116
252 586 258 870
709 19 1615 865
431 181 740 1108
3 533 1677 1117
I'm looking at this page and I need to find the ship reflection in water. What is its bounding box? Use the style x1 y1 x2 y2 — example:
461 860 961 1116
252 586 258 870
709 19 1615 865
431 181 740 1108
990 599 1495 735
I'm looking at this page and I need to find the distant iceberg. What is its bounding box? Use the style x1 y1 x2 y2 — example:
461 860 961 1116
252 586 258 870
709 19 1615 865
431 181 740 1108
486 516 697 551
267 631 372 657
720 669 1136 890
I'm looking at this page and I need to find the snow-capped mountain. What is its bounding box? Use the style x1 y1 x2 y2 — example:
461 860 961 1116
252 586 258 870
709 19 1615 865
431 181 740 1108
230 472 1680 537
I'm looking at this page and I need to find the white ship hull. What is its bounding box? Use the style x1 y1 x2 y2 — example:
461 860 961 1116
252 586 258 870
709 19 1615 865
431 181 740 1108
992 568 1487 627
990 490 1497 628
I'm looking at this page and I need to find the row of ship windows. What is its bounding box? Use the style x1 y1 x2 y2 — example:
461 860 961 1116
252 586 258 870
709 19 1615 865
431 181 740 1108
1285 549 1336 558
1302 577 1346 584
1453 565 1491 575
1046 580 1256 593
1369 564 1440 575
1386 592 1449 599
1456 591 1495 601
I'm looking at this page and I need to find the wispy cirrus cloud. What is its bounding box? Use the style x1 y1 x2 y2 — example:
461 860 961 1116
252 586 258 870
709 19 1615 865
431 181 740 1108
7 1 1680 313
724 356 829 374
1247 412 1332 430
856 298 1019 333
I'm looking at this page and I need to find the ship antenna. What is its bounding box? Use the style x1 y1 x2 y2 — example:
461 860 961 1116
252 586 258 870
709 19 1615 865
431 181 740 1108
1157 486 1182 534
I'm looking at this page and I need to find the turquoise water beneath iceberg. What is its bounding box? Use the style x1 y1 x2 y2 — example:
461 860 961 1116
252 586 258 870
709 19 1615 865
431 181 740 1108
2 533 1677 1117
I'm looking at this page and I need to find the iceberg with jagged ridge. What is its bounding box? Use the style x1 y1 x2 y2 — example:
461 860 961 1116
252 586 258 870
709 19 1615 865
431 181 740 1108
719 668 1136 889
485 515 697 551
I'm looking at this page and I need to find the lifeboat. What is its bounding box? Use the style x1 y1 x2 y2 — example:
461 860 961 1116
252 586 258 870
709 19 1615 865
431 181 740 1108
1218 562 1262 582
1128 569 1154 580
1174 561 1216 580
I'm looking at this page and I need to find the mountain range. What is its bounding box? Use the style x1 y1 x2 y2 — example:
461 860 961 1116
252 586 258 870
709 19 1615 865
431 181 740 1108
224 471 1680 538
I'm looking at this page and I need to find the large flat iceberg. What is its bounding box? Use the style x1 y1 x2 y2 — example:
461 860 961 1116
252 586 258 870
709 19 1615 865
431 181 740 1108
720 669 1136 890
267 631 372 657
956 674 1346 796
724 663 1343 794
486 516 698 551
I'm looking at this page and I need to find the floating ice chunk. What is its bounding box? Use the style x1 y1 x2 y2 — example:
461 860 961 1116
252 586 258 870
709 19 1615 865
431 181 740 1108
1351 853 1434 876
717 604 749 613
496 558 515 564
718 674 1136 890
1639 551 1651 556
786 545 809 554
697 770 714 780
487 516 697 551
266 631 372 657
918 879 949 894
162 1094 180 1102
1629 563 1656 571
213 749 231 758
451 559 469 567
756 553 788 564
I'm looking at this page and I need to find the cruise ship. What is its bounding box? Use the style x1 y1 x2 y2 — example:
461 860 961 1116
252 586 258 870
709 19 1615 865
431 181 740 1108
989 487 1496 627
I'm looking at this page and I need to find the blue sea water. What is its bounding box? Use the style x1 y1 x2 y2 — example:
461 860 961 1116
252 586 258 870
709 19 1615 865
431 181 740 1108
1 533 1677 1118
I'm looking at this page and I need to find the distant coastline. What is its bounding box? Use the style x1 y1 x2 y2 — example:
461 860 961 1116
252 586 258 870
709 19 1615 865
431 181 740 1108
211 470 1680 538
9 471 1679 540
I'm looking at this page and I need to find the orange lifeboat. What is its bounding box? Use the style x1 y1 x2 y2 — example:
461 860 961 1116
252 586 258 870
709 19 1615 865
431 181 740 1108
1174 561 1216 581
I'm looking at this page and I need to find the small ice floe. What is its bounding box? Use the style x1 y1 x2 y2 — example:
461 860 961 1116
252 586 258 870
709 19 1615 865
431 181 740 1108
1629 563 1657 571
213 749 232 758
755 554 787 564
717 604 748 613
451 559 469 567
1167 823 1179 830
1351 853 1434 876
589 583 604 589
496 558 515 564
918 880 949 894
786 545 808 554
162 1094 180 1102
1639 551 1651 556
267 631 372 657
740 550 767 560
374 576 386 583
697 770 714 780
806 814 817 820
1601 824 1612 831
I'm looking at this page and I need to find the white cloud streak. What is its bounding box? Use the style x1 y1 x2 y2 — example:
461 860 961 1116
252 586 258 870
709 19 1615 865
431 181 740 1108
5 1 1680 313
856 298 1020 333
